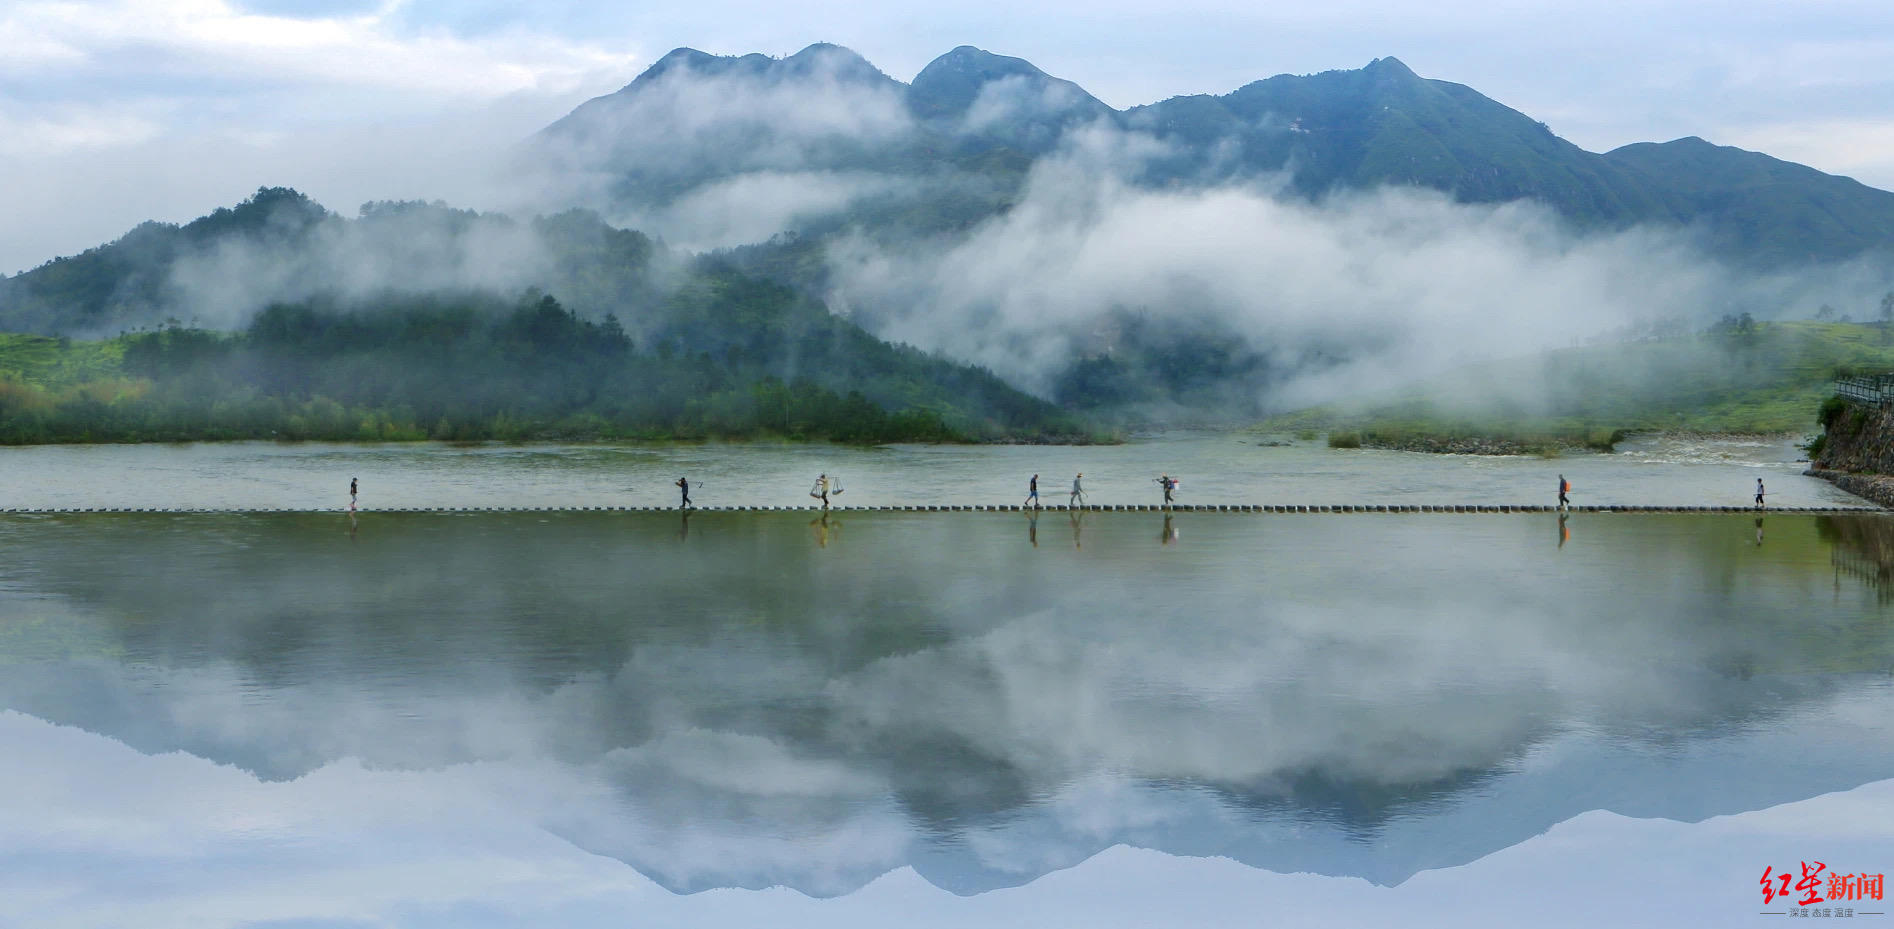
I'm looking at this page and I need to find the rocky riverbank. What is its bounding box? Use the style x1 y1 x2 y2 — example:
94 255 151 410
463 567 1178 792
1359 435 1550 456
1808 397 1894 507
1805 469 1894 509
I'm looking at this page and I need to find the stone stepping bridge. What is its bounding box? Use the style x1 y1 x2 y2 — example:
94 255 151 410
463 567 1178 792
0 504 1883 515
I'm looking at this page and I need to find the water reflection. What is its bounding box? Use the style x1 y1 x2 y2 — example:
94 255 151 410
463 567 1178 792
1025 511 1038 549
1821 514 1894 606
1557 512 1569 549
0 512 1890 897
810 512 837 548
1160 514 1178 546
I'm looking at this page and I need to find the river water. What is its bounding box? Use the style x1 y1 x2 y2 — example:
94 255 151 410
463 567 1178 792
0 436 1889 928
0 432 1860 510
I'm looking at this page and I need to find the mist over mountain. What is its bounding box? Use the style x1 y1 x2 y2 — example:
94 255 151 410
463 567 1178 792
537 44 1894 266
0 188 663 338
7 45 1894 426
0 187 1079 442
520 43 1894 419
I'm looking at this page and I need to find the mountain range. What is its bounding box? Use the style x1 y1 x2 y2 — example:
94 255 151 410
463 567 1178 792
4 44 1893 430
543 43 1894 266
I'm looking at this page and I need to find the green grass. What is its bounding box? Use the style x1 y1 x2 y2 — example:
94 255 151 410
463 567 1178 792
1265 321 1894 450
0 334 125 389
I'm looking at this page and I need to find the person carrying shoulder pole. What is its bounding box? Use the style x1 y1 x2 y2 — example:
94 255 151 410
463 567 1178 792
1024 474 1039 509
1069 473 1085 508
1558 474 1570 511
811 474 830 509
676 476 691 509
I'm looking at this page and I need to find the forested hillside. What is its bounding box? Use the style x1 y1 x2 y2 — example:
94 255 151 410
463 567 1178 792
0 292 1088 444
0 189 1087 444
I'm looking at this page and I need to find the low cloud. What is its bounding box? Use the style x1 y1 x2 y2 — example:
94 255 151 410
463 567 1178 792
162 203 558 331
0 0 633 274
626 170 908 253
823 125 1894 414
528 45 917 213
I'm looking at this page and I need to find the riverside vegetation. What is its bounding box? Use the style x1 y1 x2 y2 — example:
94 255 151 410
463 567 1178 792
1270 318 1894 455
0 293 1091 445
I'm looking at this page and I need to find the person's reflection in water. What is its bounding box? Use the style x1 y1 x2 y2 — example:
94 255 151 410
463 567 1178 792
1755 516 1765 546
1068 510 1084 550
1160 514 1179 546
1025 510 1038 548
678 509 691 543
347 511 358 541
810 512 836 548
1557 512 1569 549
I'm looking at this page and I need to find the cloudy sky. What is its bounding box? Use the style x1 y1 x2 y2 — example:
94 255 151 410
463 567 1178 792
3 0 1892 274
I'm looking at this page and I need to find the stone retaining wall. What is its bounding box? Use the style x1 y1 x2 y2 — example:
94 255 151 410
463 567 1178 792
1805 469 1894 509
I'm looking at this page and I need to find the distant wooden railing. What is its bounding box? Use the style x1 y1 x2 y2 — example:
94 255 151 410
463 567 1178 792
1835 374 1894 407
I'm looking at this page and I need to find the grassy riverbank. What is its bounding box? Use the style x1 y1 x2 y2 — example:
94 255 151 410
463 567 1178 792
1267 320 1893 454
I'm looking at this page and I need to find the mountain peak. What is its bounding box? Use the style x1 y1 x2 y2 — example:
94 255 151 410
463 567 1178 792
638 47 731 81
909 46 1111 126
627 43 888 90
787 42 859 61
1363 56 1417 79
914 46 1048 87
779 42 890 83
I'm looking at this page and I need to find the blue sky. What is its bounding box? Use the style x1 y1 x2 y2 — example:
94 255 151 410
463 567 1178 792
3 0 1892 273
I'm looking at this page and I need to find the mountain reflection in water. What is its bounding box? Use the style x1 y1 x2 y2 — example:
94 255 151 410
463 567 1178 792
0 511 1889 898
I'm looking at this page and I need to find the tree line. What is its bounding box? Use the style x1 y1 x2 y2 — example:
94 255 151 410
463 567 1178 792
0 292 1085 445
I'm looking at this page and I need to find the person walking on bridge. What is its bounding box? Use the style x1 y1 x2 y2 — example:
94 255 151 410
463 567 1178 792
676 477 692 509
1156 474 1178 507
1069 473 1085 508
1557 474 1570 511
811 474 831 509
1755 477 1766 510
1024 474 1039 509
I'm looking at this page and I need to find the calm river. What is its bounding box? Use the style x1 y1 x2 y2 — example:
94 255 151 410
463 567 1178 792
0 436 1889 928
